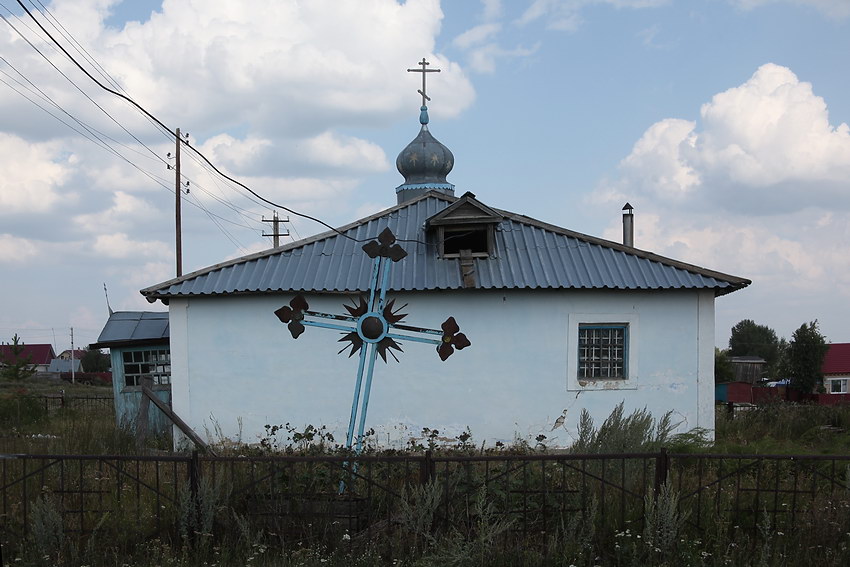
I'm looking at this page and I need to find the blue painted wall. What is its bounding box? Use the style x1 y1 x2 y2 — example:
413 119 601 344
167 288 715 448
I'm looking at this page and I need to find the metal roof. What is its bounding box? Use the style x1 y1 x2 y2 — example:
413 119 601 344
823 343 850 375
141 192 750 302
89 311 169 349
47 358 82 373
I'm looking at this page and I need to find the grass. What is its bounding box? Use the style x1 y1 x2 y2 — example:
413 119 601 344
4 387 850 565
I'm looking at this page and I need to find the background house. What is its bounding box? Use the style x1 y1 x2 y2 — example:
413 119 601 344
823 343 850 394
0 343 56 374
89 311 171 431
46 358 83 375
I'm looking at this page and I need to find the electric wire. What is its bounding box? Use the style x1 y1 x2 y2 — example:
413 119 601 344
12 1 432 251
14 0 391 244
27 0 175 142
3 6 168 167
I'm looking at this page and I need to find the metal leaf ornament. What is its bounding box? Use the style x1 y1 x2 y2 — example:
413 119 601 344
274 295 309 339
362 227 408 262
438 317 471 361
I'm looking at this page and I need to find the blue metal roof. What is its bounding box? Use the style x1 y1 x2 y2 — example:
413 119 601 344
90 311 170 348
141 192 749 302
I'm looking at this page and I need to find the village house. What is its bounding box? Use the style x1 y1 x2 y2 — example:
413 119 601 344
140 89 749 449
823 343 850 394
0 343 56 374
89 311 171 431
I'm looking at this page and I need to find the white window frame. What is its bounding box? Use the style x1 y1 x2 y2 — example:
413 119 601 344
827 377 849 394
568 313 638 391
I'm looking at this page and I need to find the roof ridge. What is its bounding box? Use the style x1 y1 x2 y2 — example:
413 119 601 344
140 192 749 300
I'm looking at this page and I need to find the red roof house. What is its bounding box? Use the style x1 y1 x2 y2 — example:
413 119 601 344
0 343 56 372
822 343 850 394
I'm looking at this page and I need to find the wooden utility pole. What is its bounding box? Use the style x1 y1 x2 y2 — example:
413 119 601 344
70 327 75 384
175 127 183 277
262 210 289 248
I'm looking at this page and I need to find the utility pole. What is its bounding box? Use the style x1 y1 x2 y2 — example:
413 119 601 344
262 210 290 248
174 127 183 277
70 327 75 384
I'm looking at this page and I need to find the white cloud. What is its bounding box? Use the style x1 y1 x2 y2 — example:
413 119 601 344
454 23 502 49
592 63 850 339
518 0 669 30
730 0 850 19
88 0 474 132
300 132 389 172
73 191 161 233
481 0 503 20
603 64 850 214
0 134 71 214
0 234 39 262
93 232 171 258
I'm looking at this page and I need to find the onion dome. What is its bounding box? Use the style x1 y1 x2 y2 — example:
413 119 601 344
395 105 455 204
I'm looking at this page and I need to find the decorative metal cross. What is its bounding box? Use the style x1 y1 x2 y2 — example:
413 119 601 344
274 228 470 453
407 57 440 107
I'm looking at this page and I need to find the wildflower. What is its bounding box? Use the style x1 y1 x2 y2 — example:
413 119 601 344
342 533 351 541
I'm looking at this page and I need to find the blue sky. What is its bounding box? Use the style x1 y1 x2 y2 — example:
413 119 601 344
1 0 848 351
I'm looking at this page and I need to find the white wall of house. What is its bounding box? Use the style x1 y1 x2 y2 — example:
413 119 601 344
167 288 715 448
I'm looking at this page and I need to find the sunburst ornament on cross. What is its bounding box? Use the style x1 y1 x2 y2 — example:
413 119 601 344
274 227 470 453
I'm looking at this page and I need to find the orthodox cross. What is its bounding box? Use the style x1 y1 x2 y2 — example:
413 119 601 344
274 228 470 453
407 57 440 107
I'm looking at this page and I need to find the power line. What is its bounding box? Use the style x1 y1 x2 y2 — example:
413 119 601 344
1 8 168 166
14 0 376 243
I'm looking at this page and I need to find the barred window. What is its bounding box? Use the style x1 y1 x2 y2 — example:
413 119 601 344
578 325 627 379
122 349 171 387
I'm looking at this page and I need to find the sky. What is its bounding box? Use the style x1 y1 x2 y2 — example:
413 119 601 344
0 0 848 353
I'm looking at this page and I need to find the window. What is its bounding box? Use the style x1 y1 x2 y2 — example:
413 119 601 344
122 349 171 387
568 313 638 391
578 324 627 379
442 227 490 257
829 378 849 394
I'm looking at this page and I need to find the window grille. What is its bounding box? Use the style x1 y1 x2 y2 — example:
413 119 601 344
578 325 627 379
122 349 171 387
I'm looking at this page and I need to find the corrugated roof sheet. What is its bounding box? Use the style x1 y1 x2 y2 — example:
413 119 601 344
47 358 82 373
141 192 750 301
823 343 850 375
90 311 169 348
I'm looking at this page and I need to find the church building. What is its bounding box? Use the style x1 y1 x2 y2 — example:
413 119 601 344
141 64 749 449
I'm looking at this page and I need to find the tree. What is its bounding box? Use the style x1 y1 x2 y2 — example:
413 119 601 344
728 319 781 378
81 348 110 372
0 334 36 381
787 320 829 394
715 348 735 383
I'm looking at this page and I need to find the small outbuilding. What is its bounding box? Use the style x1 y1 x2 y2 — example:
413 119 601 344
89 311 171 432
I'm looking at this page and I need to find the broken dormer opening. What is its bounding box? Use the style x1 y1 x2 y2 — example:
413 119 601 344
441 226 492 257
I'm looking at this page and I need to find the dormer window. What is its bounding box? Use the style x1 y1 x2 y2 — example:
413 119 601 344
426 192 503 260
440 226 492 258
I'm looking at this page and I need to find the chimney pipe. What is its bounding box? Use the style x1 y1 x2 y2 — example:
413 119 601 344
622 203 634 247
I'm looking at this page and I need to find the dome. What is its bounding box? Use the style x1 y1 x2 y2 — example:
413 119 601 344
395 106 455 204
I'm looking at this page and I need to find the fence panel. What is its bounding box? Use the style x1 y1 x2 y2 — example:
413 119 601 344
0 454 189 553
669 453 850 542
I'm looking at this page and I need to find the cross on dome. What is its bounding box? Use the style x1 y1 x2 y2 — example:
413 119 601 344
407 57 440 107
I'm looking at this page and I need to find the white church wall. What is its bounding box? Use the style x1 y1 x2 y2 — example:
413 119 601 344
168 287 714 449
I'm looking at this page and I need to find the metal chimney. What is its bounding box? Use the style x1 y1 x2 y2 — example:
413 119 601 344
622 203 634 247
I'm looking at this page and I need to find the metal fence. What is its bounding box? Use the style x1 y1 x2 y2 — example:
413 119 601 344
0 450 848 555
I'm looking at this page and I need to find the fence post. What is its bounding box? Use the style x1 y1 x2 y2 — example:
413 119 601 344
419 450 435 485
654 447 669 497
189 449 200 501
